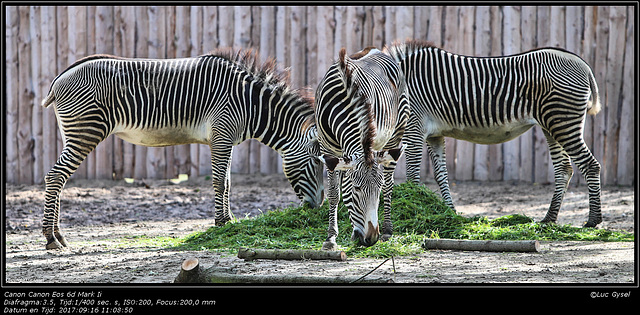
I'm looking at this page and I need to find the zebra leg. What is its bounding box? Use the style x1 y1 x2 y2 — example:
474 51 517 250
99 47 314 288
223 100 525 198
380 161 397 241
542 129 602 227
209 137 234 226
43 142 98 249
322 169 341 251
540 130 574 224
426 136 456 211
404 117 424 184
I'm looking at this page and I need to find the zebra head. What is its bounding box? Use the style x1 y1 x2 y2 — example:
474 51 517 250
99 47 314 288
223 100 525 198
282 125 325 209
319 146 404 246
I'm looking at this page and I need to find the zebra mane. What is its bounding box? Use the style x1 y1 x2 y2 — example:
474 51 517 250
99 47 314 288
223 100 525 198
338 48 377 165
387 39 439 62
206 47 316 130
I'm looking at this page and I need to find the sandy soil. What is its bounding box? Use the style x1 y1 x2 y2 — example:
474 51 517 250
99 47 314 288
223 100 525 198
4 174 636 287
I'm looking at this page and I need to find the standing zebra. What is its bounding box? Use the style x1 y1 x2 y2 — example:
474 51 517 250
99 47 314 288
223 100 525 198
388 40 602 227
40 48 324 249
315 47 409 250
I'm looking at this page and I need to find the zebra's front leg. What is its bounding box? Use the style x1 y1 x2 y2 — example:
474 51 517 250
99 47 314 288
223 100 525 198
322 169 341 251
209 138 234 227
426 136 456 211
380 161 397 242
404 117 424 184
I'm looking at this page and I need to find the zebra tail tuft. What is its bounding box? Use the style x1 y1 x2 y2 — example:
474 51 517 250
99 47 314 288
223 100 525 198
587 71 601 116
41 90 55 108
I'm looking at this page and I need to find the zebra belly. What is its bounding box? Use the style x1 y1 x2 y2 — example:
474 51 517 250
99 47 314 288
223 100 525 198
438 120 536 145
113 124 210 147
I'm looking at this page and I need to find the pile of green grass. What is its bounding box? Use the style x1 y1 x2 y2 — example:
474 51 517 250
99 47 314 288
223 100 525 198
178 182 633 258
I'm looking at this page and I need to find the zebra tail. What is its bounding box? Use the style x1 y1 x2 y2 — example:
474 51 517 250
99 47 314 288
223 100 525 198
587 70 601 116
41 89 56 108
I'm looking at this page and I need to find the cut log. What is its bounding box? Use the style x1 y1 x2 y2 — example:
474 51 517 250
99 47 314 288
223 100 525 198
423 239 540 252
237 247 347 261
173 258 392 284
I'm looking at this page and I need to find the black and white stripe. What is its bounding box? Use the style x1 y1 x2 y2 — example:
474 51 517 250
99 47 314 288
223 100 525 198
41 49 324 249
315 47 409 249
388 40 602 227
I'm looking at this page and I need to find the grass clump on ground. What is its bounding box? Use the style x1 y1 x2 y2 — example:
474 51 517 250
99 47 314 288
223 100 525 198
178 182 633 258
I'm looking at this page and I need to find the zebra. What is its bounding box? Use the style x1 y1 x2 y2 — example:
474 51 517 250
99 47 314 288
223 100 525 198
388 40 603 228
315 47 410 250
40 48 324 250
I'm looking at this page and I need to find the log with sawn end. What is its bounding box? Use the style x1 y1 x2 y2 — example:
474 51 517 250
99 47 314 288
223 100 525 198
423 239 540 252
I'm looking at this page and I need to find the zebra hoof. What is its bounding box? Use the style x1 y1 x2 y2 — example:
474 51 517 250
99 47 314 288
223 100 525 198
45 238 64 250
55 232 69 247
583 220 601 228
380 234 392 242
322 240 338 251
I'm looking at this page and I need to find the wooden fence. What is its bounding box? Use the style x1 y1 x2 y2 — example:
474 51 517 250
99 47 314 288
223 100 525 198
5 5 635 186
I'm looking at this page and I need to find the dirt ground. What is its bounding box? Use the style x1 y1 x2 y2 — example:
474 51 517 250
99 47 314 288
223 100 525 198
4 173 636 286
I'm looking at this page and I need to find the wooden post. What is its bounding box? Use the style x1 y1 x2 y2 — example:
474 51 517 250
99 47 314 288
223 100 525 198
17 6 34 184
603 6 627 186
30 6 42 185
6 6 19 183
616 6 634 186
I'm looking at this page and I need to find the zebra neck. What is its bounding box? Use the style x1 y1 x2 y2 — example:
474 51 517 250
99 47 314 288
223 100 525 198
245 83 314 154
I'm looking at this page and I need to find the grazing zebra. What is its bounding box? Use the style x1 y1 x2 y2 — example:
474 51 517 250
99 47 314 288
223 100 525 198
40 48 324 249
315 47 409 250
388 40 603 227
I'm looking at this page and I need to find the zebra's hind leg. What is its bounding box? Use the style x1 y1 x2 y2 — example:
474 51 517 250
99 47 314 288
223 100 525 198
548 129 602 227
43 143 96 250
426 136 456 211
209 136 234 227
540 130 574 224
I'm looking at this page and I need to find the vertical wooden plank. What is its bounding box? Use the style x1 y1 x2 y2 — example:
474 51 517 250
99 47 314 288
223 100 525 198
518 6 537 183
427 6 443 47
345 6 364 53
487 5 503 181
6 6 19 183
413 6 429 41
41 6 58 184
67 6 88 180
602 6 627 185
473 6 491 182
30 6 42 184
17 6 34 184
454 6 475 181
371 6 386 49
501 5 521 181
333 6 346 56
384 6 397 46
315 6 335 85
616 6 634 186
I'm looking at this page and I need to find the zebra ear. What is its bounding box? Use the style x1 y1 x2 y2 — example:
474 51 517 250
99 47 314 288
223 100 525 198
376 144 406 166
318 154 354 171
